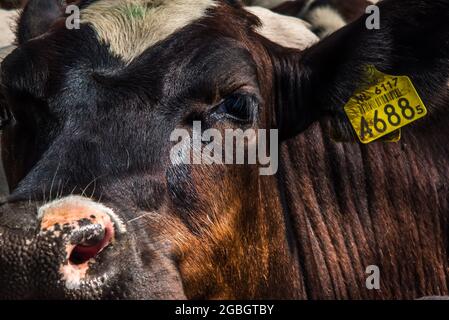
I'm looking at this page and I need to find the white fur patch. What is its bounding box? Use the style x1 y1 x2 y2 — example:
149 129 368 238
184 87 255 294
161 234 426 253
59 263 109 290
81 0 216 62
306 5 346 38
247 6 318 50
0 45 15 62
0 9 17 48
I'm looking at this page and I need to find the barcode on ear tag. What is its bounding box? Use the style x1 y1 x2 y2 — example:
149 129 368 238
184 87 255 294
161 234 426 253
344 65 427 144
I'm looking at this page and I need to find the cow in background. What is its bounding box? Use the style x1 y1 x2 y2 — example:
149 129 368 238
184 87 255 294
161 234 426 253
271 0 379 37
0 0 26 10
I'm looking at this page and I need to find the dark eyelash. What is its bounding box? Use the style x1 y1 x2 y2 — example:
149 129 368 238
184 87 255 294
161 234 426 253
215 94 257 123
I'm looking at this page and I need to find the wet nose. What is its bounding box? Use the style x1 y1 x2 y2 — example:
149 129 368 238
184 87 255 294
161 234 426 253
0 196 127 297
38 196 126 267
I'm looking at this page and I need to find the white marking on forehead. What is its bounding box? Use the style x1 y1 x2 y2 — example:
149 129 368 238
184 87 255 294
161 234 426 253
81 0 216 62
246 6 318 50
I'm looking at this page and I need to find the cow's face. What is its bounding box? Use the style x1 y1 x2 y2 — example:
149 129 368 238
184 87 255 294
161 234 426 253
0 0 317 299
3 0 447 300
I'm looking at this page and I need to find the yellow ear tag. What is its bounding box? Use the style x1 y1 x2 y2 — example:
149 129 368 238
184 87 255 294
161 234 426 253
344 65 427 144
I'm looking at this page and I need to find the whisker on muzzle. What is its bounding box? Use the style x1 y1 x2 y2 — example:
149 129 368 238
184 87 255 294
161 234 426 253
126 212 153 224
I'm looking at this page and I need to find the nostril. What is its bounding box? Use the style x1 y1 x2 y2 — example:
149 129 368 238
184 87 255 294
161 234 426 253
68 224 113 265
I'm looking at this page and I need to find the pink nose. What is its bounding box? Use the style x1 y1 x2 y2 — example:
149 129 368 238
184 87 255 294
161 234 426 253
38 196 126 267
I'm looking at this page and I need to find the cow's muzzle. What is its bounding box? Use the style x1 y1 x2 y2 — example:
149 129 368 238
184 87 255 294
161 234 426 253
0 196 126 299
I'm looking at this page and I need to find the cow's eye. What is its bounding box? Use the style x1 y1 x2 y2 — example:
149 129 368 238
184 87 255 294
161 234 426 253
215 94 256 123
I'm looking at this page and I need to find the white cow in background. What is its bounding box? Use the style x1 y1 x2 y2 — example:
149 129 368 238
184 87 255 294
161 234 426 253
0 9 17 196
0 9 17 47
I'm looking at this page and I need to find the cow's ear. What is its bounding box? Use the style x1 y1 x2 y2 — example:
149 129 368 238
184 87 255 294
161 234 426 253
271 0 449 141
17 0 66 44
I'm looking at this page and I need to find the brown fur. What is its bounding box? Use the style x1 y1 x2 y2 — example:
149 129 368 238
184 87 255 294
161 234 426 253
165 2 449 299
2 0 449 300
279 115 449 298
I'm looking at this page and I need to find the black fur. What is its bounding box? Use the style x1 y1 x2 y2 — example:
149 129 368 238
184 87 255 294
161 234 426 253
1 0 449 299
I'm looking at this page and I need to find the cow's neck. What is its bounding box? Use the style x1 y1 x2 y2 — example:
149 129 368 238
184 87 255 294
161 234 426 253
276 117 449 299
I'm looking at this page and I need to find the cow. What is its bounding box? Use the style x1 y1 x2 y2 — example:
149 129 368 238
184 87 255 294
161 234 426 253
0 0 449 300
271 0 378 38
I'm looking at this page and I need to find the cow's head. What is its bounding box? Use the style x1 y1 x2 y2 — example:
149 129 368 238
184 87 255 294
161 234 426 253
0 0 448 299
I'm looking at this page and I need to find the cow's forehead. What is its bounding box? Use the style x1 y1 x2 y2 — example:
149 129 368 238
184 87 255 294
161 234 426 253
81 0 217 62
80 0 318 63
